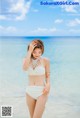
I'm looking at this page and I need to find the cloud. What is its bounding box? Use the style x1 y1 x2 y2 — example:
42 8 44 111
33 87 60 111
54 0 79 13
0 25 17 32
54 19 63 23
61 5 77 13
0 0 32 20
68 18 80 27
32 9 39 12
74 0 80 2
31 27 57 34
69 29 80 33
0 15 7 20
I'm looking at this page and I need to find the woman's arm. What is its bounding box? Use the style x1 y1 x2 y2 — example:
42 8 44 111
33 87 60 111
23 51 31 71
23 42 37 71
45 58 50 85
43 58 50 94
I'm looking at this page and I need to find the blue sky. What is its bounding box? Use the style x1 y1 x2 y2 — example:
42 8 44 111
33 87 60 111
0 0 80 36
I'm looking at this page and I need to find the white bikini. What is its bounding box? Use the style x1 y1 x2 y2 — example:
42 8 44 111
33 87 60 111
26 58 45 100
28 65 45 76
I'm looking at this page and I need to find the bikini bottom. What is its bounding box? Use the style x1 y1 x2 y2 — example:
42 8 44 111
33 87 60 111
26 86 44 100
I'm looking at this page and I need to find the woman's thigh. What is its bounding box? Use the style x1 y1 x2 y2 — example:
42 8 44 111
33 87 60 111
33 94 48 118
26 93 36 117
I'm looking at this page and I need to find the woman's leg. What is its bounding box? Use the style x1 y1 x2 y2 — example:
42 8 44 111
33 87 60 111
33 94 48 118
26 93 36 118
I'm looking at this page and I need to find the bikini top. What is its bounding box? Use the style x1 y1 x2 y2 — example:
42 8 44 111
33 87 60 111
28 58 45 76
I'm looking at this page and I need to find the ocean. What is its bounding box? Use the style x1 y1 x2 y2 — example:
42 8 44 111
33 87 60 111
0 36 80 118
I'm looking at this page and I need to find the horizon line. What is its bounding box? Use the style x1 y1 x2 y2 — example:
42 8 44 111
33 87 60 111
0 36 80 37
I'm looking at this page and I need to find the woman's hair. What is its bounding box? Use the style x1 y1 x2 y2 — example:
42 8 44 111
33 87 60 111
27 39 44 55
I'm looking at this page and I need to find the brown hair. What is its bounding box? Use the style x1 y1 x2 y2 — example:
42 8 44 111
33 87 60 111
27 39 44 55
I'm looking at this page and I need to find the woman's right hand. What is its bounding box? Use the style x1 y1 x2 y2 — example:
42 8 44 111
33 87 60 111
28 42 37 53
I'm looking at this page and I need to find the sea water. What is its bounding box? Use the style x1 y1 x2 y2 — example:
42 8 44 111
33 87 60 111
0 36 80 118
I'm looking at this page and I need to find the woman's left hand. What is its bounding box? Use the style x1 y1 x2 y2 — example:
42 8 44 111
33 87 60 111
43 83 50 95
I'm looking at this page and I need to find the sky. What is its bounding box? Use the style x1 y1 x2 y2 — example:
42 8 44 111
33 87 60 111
0 0 80 36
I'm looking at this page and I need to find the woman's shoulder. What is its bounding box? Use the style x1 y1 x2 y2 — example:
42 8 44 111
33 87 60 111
41 56 50 63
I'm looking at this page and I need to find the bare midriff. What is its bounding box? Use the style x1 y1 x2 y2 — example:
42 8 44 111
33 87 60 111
28 75 45 86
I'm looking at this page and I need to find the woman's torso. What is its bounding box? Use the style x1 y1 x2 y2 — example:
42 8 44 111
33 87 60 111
27 57 46 86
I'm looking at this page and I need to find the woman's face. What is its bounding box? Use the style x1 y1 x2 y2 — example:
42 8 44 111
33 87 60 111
32 48 42 59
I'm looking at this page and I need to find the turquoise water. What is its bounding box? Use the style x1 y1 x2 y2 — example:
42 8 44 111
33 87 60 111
0 36 80 105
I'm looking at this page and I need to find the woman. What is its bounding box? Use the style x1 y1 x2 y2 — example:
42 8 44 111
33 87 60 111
23 39 50 118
